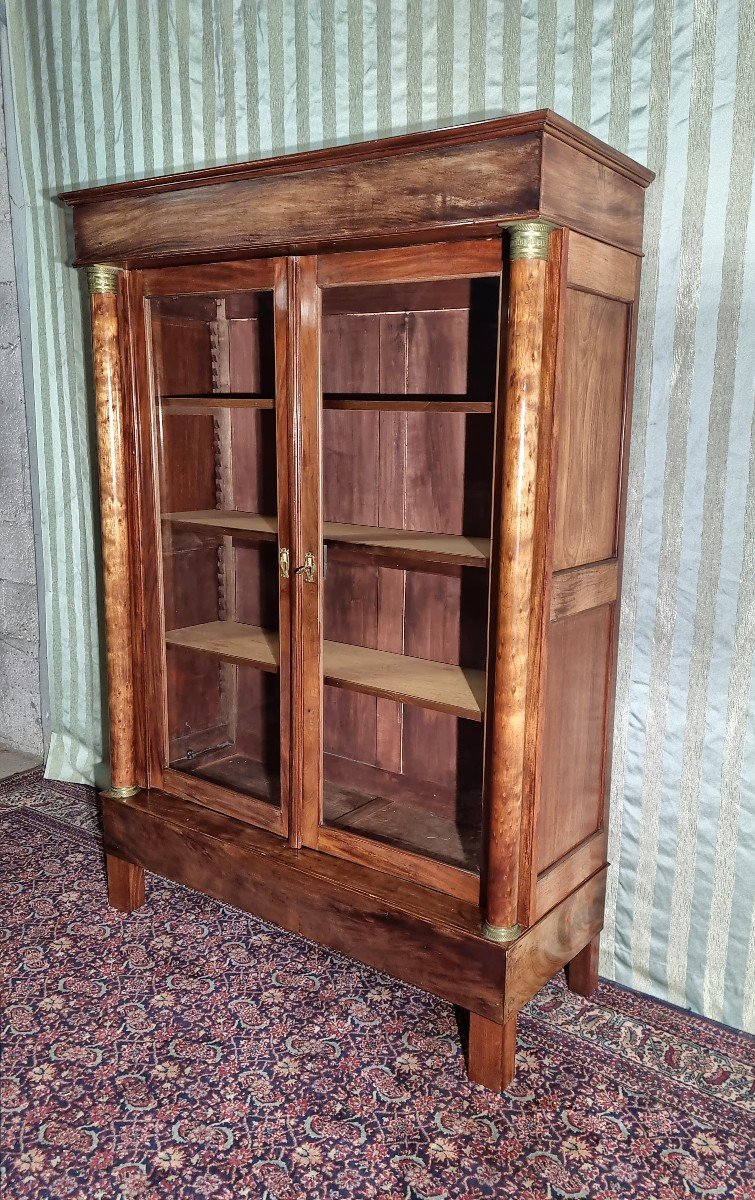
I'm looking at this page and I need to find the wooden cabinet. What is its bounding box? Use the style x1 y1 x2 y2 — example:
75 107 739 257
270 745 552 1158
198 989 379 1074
62 111 652 1092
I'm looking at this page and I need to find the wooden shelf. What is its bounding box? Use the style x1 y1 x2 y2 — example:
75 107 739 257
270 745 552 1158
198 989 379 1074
163 510 490 567
159 394 275 413
325 521 489 567
165 622 279 671
324 641 485 721
323 394 493 414
164 621 484 720
164 511 279 540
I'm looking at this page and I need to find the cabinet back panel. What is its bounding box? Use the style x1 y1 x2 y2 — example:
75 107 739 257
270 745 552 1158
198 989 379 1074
552 290 629 571
149 296 281 790
321 288 495 796
536 604 613 873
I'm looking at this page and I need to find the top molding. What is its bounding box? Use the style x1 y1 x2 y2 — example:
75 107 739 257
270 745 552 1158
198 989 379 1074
60 110 654 266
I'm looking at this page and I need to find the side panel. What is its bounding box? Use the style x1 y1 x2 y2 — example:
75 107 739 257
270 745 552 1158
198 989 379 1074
532 232 641 918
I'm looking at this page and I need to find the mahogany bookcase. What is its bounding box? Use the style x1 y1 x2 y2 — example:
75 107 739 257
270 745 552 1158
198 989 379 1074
61 111 652 1091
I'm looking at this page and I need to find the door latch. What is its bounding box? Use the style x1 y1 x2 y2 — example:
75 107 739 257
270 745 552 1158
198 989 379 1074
302 551 316 584
289 550 316 583
279 546 290 579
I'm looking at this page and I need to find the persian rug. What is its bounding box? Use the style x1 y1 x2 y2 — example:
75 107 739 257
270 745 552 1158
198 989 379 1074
1 771 754 1200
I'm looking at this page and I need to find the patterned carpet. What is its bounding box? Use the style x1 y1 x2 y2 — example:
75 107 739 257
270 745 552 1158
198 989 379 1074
1 771 754 1200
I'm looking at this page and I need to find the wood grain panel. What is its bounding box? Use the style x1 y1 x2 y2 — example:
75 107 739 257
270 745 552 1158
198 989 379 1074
319 241 502 287
317 824 479 903
534 828 607 920
553 290 629 571
566 231 638 302
536 606 613 873
322 311 381 765
65 113 652 266
503 868 607 1022
375 314 407 772
541 133 646 253
70 135 541 264
549 559 619 622
142 259 277 296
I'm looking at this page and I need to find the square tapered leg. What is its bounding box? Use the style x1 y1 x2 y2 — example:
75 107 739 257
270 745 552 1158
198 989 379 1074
106 853 145 912
467 1012 517 1091
565 934 600 997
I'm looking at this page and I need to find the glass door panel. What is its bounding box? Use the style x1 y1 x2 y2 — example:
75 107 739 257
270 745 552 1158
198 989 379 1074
315 266 501 879
146 280 287 820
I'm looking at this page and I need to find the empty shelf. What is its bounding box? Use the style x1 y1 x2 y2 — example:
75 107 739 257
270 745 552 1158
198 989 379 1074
324 393 493 413
324 641 485 721
325 521 489 567
164 511 279 540
159 395 275 413
165 622 279 671
163 510 489 567
164 622 484 720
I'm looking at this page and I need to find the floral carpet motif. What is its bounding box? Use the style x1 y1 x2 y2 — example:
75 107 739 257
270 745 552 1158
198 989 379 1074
1 770 754 1199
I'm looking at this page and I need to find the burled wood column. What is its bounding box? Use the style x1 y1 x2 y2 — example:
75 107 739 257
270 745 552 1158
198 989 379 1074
483 220 556 944
86 264 138 801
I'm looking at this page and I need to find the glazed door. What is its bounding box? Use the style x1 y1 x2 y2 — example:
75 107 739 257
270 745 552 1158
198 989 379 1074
296 242 504 900
136 260 292 837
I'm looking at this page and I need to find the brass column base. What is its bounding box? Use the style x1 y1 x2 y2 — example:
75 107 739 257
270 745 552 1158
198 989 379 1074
482 920 522 944
103 785 140 800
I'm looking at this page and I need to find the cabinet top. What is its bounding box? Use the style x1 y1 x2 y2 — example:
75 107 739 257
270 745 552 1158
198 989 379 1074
60 109 654 266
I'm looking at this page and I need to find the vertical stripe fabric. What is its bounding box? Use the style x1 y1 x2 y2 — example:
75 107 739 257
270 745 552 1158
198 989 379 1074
3 0 753 1032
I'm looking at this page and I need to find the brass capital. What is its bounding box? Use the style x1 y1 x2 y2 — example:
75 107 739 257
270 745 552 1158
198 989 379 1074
502 221 556 262
482 919 522 944
86 264 122 294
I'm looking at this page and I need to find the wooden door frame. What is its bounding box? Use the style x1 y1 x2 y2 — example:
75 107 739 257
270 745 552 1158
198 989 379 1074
123 258 292 838
297 239 503 904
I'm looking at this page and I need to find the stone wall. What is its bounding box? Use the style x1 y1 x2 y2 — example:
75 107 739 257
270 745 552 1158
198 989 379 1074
0 70 42 755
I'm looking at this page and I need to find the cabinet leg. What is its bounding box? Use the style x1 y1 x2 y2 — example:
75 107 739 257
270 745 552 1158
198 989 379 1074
106 853 145 912
565 933 600 997
467 1013 517 1092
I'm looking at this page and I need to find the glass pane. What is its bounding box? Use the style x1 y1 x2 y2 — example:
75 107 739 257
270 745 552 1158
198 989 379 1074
319 275 500 872
149 290 281 810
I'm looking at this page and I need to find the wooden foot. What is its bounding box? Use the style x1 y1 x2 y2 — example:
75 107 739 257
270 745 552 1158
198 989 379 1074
467 1013 517 1091
565 933 600 996
106 853 145 912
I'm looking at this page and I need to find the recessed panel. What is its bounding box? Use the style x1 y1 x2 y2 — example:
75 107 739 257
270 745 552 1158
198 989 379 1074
553 289 629 571
536 604 613 873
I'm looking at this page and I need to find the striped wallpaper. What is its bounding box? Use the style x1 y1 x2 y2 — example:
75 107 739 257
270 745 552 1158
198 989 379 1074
3 0 753 1032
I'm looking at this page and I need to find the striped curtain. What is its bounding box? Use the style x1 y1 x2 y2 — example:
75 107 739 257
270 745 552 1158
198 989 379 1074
3 0 753 1032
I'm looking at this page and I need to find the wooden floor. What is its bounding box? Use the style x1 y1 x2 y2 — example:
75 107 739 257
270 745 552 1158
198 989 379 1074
175 754 280 805
324 777 482 871
169 748 481 871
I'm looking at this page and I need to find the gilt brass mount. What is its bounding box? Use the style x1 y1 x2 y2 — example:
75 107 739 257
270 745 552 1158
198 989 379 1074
302 551 316 584
502 221 556 262
85 264 122 294
482 920 522 944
